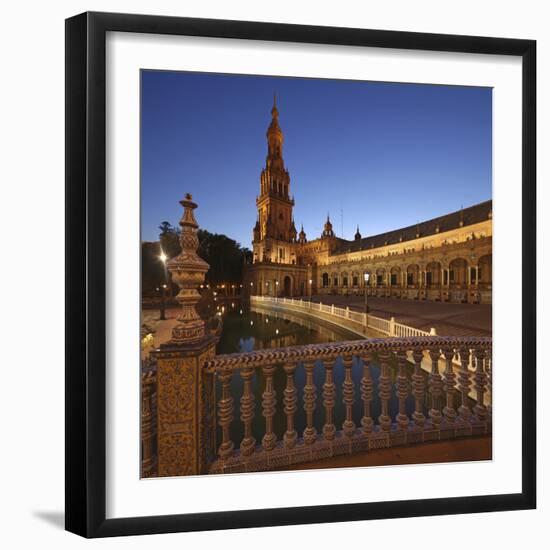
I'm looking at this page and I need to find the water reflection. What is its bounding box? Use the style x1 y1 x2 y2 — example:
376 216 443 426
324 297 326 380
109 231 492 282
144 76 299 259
216 306 360 355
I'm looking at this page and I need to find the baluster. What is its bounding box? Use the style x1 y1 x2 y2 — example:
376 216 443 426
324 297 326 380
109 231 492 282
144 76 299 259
442 348 457 424
239 367 256 456
473 349 488 422
428 349 443 429
283 362 297 449
395 351 410 430
303 360 317 445
342 355 356 437
457 346 472 422
411 350 426 427
360 354 374 434
485 347 492 419
140 378 155 477
218 367 234 459
322 360 336 440
378 353 392 432
261 364 277 451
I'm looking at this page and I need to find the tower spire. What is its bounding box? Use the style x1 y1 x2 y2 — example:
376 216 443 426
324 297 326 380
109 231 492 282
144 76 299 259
271 92 278 119
322 213 334 238
254 96 294 248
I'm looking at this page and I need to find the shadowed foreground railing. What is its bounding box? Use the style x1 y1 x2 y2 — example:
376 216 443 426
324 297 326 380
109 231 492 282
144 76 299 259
204 336 492 474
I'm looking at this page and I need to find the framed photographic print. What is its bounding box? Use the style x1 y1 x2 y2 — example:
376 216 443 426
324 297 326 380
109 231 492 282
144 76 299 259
65 11 536 537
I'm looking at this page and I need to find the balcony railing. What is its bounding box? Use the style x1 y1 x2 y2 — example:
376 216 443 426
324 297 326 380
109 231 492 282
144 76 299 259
204 336 491 474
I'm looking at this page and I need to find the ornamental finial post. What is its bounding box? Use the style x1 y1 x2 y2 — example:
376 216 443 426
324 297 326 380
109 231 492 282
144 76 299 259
166 193 210 345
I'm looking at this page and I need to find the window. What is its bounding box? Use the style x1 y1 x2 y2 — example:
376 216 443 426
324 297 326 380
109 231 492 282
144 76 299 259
426 272 433 285
470 267 477 283
352 276 358 287
391 274 397 286
407 273 413 285
377 274 383 285
333 277 338 286
343 277 348 287
322 273 329 287
450 270 455 282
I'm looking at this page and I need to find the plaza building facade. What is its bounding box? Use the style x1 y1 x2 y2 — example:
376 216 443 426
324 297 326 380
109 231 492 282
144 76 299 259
244 99 492 305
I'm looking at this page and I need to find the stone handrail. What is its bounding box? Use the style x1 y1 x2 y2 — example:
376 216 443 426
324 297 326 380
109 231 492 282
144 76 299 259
204 336 490 371
251 295 435 337
205 336 492 474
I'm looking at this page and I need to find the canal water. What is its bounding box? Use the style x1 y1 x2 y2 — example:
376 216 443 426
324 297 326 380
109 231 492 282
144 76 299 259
215 304 426 448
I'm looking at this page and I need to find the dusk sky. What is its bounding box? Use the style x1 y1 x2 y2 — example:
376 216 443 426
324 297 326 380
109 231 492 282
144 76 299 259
141 71 492 247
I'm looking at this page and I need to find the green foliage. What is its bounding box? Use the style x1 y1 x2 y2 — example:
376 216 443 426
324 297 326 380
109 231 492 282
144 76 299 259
197 229 248 285
158 221 181 259
141 223 251 295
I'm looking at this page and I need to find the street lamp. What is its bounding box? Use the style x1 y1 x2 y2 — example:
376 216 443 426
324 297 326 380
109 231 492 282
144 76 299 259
159 251 168 320
308 278 313 303
363 272 370 333
275 280 279 298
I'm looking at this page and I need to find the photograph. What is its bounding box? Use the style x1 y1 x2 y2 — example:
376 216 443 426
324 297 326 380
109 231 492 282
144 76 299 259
139 70 493 478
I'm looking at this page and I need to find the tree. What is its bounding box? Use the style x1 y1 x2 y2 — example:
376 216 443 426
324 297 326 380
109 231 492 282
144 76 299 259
141 241 165 295
197 229 247 285
141 224 250 297
158 221 181 259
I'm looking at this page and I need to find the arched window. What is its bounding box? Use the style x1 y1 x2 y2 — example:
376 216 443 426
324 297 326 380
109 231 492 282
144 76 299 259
322 273 329 287
341 272 349 287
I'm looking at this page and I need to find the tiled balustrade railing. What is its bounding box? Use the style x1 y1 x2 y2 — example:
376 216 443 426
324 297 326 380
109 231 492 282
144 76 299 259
204 336 491 474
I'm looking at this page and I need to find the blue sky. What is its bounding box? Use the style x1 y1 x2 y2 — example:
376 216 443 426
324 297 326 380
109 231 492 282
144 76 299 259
141 71 492 247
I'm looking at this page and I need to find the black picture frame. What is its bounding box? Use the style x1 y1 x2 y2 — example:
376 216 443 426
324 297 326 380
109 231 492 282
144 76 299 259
65 11 536 538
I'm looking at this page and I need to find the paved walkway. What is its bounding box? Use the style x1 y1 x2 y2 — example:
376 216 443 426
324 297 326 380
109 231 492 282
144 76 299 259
307 295 492 337
141 307 180 358
282 436 491 472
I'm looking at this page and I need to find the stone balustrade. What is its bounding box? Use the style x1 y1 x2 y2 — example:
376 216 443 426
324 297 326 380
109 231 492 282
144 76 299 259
204 336 491 474
251 295 436 338
140 366 157 478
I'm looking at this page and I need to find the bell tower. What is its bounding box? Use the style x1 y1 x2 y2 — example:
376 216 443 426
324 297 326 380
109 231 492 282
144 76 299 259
254 95 295 248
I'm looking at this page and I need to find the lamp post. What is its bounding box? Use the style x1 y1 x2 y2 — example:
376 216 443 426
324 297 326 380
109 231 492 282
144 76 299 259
363 272 370 333
275 280 279 298
308 278 313 302
159 251 168 320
